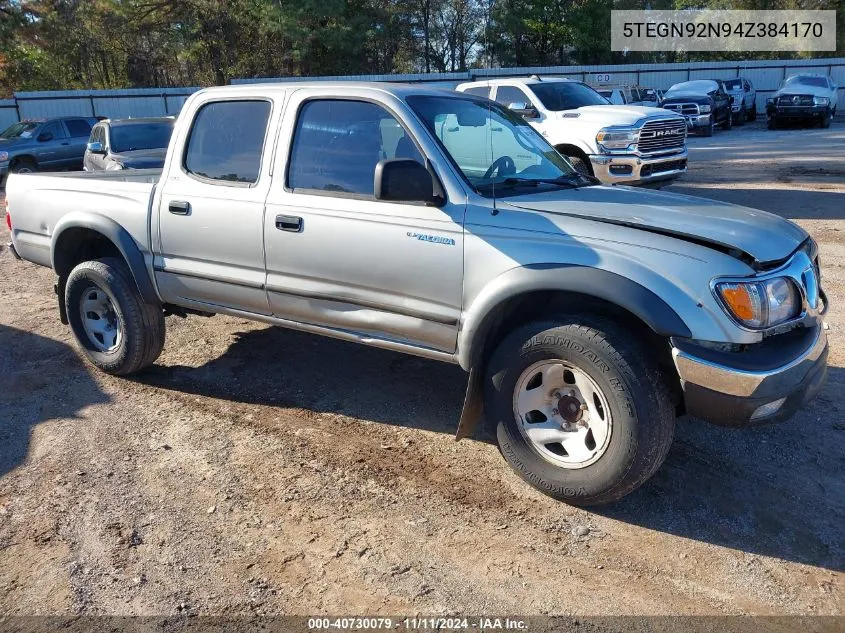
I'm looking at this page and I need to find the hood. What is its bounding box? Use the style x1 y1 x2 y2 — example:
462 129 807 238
662 92 711 103
564 105 679 125
110 148 167 169
502 186 808 266
0 136 31 150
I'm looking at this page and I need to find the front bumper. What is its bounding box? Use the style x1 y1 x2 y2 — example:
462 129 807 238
767 103 828 119
589 148 687 186
672 325 829 426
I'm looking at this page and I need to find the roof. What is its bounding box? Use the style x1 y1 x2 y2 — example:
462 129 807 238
101 116 175 126
196 81 462 100
457 76 575 88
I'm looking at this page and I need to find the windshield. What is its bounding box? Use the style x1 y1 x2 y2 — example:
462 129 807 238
109 121 174 153
666 80 718 96
529 82 609 111
408 95 580 194
723 79 743 90
0 121 39 140
784 75 828 89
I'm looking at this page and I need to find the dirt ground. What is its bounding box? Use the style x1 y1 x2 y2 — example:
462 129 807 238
0 118 843 618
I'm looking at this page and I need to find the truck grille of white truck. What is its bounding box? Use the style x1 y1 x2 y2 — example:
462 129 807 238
637 119 687 154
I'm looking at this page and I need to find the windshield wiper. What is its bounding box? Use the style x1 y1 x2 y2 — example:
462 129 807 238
480 174 599 191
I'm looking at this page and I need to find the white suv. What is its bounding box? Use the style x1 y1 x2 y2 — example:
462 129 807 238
456 76 688 187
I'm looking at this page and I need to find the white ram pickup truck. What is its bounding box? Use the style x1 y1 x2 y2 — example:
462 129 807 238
455 76 688 186
6 82 829 506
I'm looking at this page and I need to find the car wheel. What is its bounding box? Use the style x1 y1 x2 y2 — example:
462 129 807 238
721 110 733 130
10 157 37 174
736 107 746 126
567 155 593 177
701 119 714 137
65 257 165 376
484 318 675 506
768 117 779 130
748 102 757 121
820 110 831 128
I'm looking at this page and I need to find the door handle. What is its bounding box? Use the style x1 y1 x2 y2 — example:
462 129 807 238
275 215 303 232
169 201 191 215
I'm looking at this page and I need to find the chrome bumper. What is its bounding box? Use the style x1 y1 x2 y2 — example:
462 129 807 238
589 148 688 186
672 326 829 425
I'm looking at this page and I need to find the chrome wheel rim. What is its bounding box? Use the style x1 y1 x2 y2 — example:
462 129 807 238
79 286 121 352
512 360 613 469
14 166 34 174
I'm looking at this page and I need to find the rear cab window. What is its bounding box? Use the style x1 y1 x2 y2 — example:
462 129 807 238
183 100 272 185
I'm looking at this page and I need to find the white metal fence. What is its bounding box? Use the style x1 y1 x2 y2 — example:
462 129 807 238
1 57 843 128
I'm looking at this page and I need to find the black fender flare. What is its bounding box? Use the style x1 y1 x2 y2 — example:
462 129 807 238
51 212 160 305
457 264 692 371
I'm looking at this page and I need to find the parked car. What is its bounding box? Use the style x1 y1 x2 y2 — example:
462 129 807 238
595 85 662 108
456 77 688 187
0 116 98 185
84 117 175 171
662 79 733 136
767 74 839 129
6 82 828 506
723 77 757 124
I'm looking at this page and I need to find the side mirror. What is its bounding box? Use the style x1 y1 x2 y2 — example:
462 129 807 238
374 159 442 205
37 132 53 142
508 103 539 119
86 141 105 154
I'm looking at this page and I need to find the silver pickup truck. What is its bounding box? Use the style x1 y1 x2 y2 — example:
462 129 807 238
6 82 829 506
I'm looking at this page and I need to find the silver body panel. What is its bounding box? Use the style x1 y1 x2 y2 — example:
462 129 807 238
6 82 819 379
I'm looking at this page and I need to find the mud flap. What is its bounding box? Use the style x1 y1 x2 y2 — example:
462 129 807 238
55 278 68 325
455 367 484 441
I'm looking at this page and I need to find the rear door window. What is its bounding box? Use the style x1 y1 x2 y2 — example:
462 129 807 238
183 100 271 184
463 86 491 98
65 118 93 137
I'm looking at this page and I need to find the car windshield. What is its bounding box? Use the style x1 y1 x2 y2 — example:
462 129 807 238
785 76 829 89
529 81 610 111
666 80 718 96
109 121 174 152
407 95 584 196
723 79 743 90
0 121 39 140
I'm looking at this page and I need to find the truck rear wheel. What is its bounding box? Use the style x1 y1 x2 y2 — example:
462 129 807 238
484 318 675 506
65 257 165 376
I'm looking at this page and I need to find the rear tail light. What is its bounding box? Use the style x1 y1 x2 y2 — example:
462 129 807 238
4 208 10 231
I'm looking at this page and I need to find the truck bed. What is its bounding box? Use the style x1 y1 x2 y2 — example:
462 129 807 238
6 169 160 268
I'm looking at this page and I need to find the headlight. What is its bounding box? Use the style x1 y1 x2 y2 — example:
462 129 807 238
698 104 711 113
596 126 639 151
813 96 830 106
106 161 125 171
715 278 801 329
0 151 8 161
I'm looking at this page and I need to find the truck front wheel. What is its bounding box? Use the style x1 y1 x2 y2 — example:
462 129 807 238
484 318 675 506
65 257 165 375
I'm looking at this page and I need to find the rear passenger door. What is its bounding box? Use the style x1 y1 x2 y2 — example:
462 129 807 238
63 118 94 167
154 96 279 314
263 93 464 353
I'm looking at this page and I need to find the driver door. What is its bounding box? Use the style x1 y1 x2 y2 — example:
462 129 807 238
263 93 464 353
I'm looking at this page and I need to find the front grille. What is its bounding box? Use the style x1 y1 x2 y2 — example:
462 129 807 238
640 158 687 178
637 118 687 154
776 94 813 107
663 102 699 115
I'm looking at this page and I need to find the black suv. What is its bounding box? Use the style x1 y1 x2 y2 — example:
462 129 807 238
661 79 733 136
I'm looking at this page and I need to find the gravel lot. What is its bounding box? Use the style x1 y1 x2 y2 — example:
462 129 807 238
0 118 843 617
